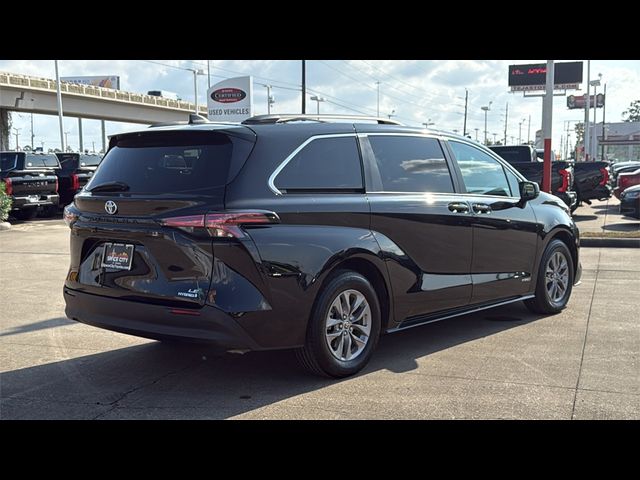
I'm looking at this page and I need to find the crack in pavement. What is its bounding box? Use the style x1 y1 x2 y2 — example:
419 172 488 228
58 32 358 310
91 360 201 420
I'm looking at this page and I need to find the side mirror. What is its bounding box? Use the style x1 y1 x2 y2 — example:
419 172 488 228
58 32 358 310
519 180 540 203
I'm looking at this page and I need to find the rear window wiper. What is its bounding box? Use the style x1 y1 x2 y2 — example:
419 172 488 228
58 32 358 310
88 181 130 193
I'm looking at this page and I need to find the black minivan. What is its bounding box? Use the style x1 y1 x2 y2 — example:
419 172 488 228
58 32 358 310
63 114 581 377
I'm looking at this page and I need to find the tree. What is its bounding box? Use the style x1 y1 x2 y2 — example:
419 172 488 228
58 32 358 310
574 122 584 145
622 100 640 122
0 182 12 222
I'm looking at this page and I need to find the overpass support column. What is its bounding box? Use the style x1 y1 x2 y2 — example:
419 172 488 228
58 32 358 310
78 118 84 152
0 108 9 151
101 120 106 153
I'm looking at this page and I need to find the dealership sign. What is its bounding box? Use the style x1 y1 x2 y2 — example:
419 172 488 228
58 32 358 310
508 62 583 92
207 76 253 123
61 75 120 90
567 94 605 109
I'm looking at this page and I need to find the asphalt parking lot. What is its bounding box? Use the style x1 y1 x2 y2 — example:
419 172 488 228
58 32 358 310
1 216 638 420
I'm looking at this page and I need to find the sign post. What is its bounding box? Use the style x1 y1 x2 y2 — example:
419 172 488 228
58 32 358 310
207 76 253 123
542 61 554 193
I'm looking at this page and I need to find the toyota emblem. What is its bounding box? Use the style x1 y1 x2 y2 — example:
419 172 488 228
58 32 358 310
105 200 118 215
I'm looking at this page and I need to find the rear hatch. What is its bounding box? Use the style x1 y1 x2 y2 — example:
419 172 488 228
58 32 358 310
66 127 256 307
1 152 58 197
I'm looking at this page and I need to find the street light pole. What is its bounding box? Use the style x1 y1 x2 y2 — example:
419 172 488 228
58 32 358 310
474 128 479 141
592 73 602 159
30 112 34 150
54 60 65 152
481 102 492 145
376 81 380 117
13 127 20 150
584 60 591 161
463 88 469 136
422 119 435 129
527 114 531 144
64 131 70 151
310 95 326 115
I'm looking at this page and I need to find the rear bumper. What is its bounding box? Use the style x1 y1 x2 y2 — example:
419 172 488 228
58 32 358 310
12 194 59 209
580 184 612 202
64 287 262 351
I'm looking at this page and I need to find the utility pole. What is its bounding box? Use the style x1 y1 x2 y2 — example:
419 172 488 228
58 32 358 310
64 131 70 151
207 60 211 90
54 60 65 152
601 83 607 161
463 88 469 136
101 120 106 153
301 60 306 114
474 128 479 141
92 141 95 154
13 127 21 150
78 118 83 152
376 81 381 117
492 132 497 144
30 112 34 150
503 102 508 145
527 114 531 144
584 60 591 161
542 60 554 193
265 85 273 114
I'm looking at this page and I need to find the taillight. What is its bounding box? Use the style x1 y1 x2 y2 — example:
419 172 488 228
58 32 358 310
558 169 570 193
599 167 609 186
160 211 280 238
70 173 79 191
3 178 12 196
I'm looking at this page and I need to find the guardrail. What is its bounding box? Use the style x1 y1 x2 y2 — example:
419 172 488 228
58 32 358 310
0 71 208 115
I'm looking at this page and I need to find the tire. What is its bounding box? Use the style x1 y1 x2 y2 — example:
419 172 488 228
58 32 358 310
12 208 38 221
41 205 59 217
524 239 574 314
296 270 381 378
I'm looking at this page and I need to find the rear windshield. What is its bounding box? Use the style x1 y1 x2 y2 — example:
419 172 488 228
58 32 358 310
79 155 102 167
489 147 533 164
86 131 250 195
26 154 60 169
0 152 18 171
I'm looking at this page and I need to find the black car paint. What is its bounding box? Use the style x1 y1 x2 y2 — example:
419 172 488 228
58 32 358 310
64 123 581 352
55 153 101 207
569 160 612 203
620 184 640 219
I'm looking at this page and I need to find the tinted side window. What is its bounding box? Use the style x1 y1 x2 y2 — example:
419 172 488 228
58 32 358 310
368 136 453 192
275 137 363 191
449 141 510 197
505 168 521 197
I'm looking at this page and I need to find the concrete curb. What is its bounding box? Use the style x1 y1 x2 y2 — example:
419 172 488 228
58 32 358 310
0 221 11 231
580 237 640 248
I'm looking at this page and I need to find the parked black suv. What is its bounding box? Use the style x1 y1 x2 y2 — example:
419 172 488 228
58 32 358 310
63 115 582 377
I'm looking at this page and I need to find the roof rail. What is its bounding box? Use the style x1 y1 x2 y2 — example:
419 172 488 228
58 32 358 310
241 114 403 126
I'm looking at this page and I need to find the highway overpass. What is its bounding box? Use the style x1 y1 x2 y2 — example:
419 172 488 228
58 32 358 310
0 72 208 150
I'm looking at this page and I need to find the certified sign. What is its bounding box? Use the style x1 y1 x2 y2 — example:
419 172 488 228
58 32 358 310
207 76 253 123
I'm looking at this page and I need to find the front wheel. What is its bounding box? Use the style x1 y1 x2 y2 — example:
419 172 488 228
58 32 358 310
525 239 574 314
296 270 381 378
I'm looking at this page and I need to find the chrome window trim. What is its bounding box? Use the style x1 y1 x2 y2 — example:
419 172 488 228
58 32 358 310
268 133 359 195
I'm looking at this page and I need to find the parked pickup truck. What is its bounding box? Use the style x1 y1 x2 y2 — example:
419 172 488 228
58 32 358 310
535 149 612 206
1 151 60 220
489 145 577 211
55 153 102 207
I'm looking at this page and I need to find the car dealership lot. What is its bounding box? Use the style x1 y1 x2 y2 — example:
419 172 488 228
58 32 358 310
1 218 638 420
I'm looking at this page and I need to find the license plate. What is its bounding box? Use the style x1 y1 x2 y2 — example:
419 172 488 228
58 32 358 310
101 243 135 270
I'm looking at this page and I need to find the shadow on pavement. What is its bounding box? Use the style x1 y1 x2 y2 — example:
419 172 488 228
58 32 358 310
602 222 640 232
0 317 74 337
0 303 543 419
572 215 598 222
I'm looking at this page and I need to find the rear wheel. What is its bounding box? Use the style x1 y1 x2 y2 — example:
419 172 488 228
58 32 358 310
12 208 38 221
525 239 574 314
41 205 59 217
296 270 381 378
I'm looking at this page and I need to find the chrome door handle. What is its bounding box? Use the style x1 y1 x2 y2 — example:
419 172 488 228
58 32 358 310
448 202 470 213
473 203 492 214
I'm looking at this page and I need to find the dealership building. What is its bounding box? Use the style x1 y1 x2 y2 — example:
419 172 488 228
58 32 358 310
589 121 640 162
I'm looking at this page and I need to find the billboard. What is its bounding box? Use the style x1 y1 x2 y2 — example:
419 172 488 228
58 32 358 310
508 62 583 91
207 76 253 123
567 94 605 109
61 75 120 90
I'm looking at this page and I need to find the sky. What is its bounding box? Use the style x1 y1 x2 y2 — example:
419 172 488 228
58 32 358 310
1 59 639 155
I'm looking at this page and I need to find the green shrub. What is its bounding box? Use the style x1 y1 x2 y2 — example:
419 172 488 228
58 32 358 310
0 181 12 222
